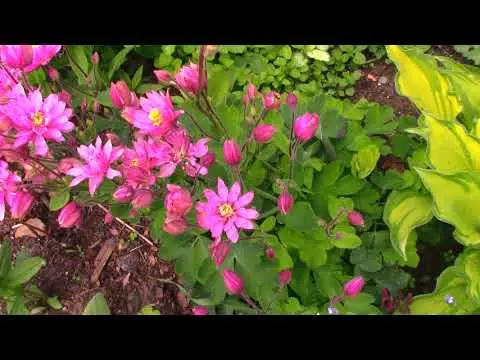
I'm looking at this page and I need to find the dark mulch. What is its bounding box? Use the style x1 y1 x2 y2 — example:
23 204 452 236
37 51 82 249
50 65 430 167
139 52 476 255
0 203 188 315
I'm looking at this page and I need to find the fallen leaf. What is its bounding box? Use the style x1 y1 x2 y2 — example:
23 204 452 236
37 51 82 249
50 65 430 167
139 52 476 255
14 218 47 238
367 73 378 82
90 238 117 283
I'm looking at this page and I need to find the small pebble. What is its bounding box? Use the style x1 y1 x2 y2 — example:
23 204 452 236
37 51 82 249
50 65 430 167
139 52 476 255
327 306 340 315
444 294 456 306
379 76 388 85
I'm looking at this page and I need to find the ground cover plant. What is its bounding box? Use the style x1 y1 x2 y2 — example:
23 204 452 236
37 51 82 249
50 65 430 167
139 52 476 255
0 44 478 315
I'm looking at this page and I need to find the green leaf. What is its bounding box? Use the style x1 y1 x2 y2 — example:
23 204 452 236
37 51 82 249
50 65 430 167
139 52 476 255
0 241 12 280
278 227 306 249
208 68 236 107
305 48 330 62
83 292 111 315
364 105 397 135
335 175 366 195
456 249 480 303
4 257 45 288
284 202 317 232
383 190 433 260
333 230 362 249
68 45 89 82
108 45 135 80
416 169 480 247
9 295 29 315
327 196 354 220
139 305 161 315
28 68 47 85
304 158 325 171
244 160 267 188
49 190 70 211
131 65 143 90
371 266 411 295
47 296 63 310
343 293 379 314
260 216 276 233
353 52 366 65
262 234 294 270
351 144 380 179
313 160 345 192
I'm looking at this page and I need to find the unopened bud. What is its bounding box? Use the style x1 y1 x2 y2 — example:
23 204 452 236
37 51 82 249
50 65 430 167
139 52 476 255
91 52 100 65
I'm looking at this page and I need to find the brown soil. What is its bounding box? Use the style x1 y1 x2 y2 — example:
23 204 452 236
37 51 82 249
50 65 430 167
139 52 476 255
0 203 188 315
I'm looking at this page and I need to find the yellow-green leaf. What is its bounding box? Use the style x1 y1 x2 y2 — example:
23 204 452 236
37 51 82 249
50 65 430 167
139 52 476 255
416 169 480 247
383 190 433 260
351 144 380 179
422 115 480 173
455 249 480 303
386 45 462 121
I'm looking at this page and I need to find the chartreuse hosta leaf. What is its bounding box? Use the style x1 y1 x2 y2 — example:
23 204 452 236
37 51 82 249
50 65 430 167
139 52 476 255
455 249 480 303
386 45 462 121
351 144 380 179
416 169 480 247
409 267 480 315
422 115 480 173
383 190 433 260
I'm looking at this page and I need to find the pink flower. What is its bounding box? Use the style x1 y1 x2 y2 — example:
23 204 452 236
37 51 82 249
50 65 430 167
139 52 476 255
175 63 205 94
165 184 192 216
201 152 216 168
347 211 364 227
278 269 292 287
7 88 74 157
91 52 100 65
253 124 277 143
67 137 124 196
110 81 137 109
163 215 188 235
343 276 365 297
57 90 72 107
0 160 20 220
263 91 281 110
265 247 276 260
222 269 244 295
132 91 183 137
195 178 259 243
131 189 153 209
47 67 59 82
57 157 82 174
191 306 209 315
25 45 62 73
0 45 33 69
286 93 298 110
293 112 320 142
246 83 257 102
154 70 173 83
155 128 209 178
223 139 241 166
113 185 134 202
210 239 230 267
9 190 34 219
278 191 294 215
57 201 82 228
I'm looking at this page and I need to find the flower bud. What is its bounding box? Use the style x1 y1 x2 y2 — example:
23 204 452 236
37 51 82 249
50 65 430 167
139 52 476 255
81 98 88 112
110 81 133 109
57 202 82 228
192 306 209 315
91 52 100 65
293 112 320 142
200 152 216 168
104 212 113 224
165 184 193 216
210 240 230 267
113 185 134 203
154 69 173 83
58 90 72 107
47 67 59 82
222 269 244 295
9 191 34 219
278 191 294 215
265 247 276 260
93 99 101 113
163 215 188 235
57 157 82 174
263 91 281 110
253 124 277 143
223 139 242 166
244 82 257 104
132 189 153 209
347 211 364 227
175 63 206 95
105 133 121 146
286 93 298 110
278 269 292 287
343 276 365 297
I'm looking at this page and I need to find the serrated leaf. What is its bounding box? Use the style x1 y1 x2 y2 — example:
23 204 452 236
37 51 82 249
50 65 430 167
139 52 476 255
351 144 380 179
284 202 317 232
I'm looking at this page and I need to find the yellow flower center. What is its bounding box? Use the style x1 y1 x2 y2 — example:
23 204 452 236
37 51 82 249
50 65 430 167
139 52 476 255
149 108 163 126
131 159 139 166
219 203 234 218
32 111 44 126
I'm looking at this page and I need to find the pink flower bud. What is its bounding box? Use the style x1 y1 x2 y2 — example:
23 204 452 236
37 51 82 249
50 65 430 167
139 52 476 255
222 269 244 295
165 184 193 217
242 95 250 105
265 247 276 260
47 67 59 82
105 133 121 146
9 191 34 219
163 215 188 235
58 90 72 107
192 306 209 315
210 240 230 267
91 52 100 65
154 69 173 83
293 112 320 142
223 139 242 166
278 191 294 215
343 276 365 297
253 124 277 143
175 63 206 94
263 91 281 110
113 186 134 203
57 157 82 174
244 82 257 104
104 212 113 224
93 99 101 113
278 269 292 287
132 189 153 209
110 81 133 109
200 152 216 168
57 202 82 228
347 211 364 227
81 98 88 112
286 93 298 110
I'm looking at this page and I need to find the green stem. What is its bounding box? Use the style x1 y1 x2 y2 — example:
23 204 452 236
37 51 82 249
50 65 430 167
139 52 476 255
258 207 279 220
254 187 278 202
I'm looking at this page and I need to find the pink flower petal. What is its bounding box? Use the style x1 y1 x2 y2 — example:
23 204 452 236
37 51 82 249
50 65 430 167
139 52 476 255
158 162 177 178
228 182 241 203
236 208 259 219
34 135 48 156
235 191 254 208
211 220 225 238
235 217 255 230
217 178 228 202
224 222 239 243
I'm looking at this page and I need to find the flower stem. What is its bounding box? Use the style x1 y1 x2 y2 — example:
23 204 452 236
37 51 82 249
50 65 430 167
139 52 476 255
258 206 279 220
254 187 277 202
